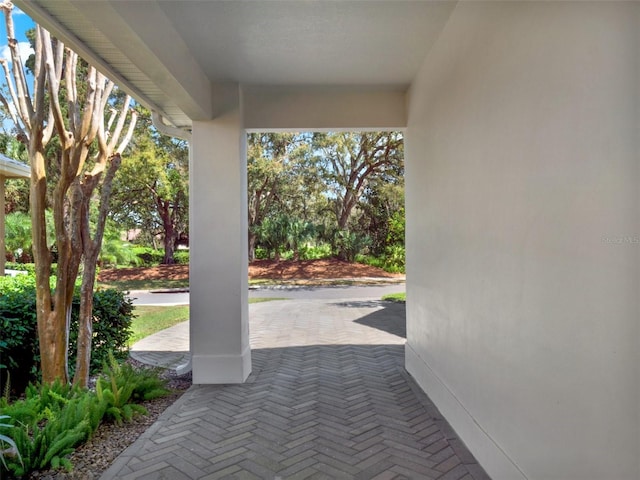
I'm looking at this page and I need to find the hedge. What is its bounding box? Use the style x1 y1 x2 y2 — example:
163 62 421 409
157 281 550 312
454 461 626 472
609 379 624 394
0 275 134 396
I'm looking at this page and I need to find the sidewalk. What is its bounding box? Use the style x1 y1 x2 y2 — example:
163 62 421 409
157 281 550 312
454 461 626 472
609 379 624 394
129 320 190 371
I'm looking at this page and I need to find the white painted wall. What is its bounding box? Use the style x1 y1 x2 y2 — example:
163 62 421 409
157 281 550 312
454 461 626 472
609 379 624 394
190 103 251 384
243 86 406 131
405 2 639 479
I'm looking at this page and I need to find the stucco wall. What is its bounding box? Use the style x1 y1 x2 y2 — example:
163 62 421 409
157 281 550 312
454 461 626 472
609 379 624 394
405 2 639 479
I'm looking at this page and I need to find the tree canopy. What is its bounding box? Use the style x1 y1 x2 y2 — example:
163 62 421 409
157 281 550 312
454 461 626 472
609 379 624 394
246 131 404 262
110 109 189 264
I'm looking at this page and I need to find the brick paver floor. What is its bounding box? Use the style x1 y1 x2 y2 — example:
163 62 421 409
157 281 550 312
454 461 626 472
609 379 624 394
103 298 490 479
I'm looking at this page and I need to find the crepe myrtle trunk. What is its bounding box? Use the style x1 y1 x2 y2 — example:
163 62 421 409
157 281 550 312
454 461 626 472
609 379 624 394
74 153 126 387
31 147 79 384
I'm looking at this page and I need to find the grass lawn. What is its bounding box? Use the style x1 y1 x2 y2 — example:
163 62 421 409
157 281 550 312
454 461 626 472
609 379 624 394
129 297 286 346
99 278 190 291
129 305 189 346
381 292 406 303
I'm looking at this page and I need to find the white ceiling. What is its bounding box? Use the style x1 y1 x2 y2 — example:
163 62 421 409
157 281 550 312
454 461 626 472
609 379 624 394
16 0 456 128
158 1 454 85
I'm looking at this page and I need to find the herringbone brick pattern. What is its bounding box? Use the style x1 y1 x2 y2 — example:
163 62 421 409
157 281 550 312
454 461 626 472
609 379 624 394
102 299 490 480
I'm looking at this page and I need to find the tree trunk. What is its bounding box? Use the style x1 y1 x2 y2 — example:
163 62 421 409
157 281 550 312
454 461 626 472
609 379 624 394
30 146 69 384
37 307 70 384
338 189 358 231
160 199 175 264
163 231 175 264
248 231 257 262
73 247 97 387
74 154 123 388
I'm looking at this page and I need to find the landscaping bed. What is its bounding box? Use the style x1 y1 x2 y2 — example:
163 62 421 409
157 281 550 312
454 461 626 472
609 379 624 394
27 362 191 480
97 258 402 284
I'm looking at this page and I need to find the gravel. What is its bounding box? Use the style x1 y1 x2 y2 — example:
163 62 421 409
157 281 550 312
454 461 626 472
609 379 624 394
27 363 192 480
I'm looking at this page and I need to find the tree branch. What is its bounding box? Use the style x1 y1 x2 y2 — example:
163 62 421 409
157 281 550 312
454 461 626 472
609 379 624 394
41 28 67 148
90 153 122 252
0 89 23 138
66 47 80 134
80 65 100 145
108 95 132 153
116 107 137 154
2 2 33 120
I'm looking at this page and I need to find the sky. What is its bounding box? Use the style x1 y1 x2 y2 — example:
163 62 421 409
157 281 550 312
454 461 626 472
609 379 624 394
0 5 35 67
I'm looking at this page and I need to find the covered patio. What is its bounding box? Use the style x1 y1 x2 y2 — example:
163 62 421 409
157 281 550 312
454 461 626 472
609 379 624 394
104 295 488 479
16 2 639 479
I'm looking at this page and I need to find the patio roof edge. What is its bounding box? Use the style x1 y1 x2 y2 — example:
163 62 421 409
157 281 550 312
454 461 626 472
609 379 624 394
0 154 30 179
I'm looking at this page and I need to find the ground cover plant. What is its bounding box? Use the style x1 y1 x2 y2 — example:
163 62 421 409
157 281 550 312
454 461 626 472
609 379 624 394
0 361 170 478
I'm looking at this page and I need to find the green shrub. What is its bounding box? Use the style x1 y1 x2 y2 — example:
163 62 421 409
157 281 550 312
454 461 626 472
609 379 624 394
386 208 405 248
356 246 405 274
355 254 385 270
132 247 164 266
333 230 371 262
99 240 141 268
4 262 35 274
383 245 405 273
254 247 268 260
0 276 134 396
4 263 58 276
0 275 39 394
68 289 135 376
298 243 332 260
173 250 189 265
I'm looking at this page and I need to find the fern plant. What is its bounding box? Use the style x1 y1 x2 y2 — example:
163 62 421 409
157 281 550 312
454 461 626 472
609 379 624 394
96 375 145 425
96 352 169 425
0 382 104 477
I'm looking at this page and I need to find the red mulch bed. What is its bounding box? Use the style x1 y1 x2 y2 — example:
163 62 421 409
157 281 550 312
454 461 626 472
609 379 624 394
97 258 401 283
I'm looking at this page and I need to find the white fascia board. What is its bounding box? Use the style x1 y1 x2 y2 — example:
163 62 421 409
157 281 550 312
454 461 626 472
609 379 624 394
15 0 209 125
15 0 169 120
104 1 212 121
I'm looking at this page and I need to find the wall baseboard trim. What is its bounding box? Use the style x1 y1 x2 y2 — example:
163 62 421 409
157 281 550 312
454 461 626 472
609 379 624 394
405 343 527 480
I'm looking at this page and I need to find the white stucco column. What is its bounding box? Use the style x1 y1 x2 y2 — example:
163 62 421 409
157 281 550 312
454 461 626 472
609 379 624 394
189 107 250 384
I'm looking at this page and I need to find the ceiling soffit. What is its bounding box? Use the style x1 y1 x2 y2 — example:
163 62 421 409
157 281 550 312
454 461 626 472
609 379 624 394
15 1 457 129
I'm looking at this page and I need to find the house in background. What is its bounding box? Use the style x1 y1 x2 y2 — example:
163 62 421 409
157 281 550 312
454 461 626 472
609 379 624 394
0 155 29 276
15 2 638 479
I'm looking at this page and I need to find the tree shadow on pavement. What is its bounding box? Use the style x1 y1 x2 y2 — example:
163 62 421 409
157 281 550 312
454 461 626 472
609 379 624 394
333 300 406 338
